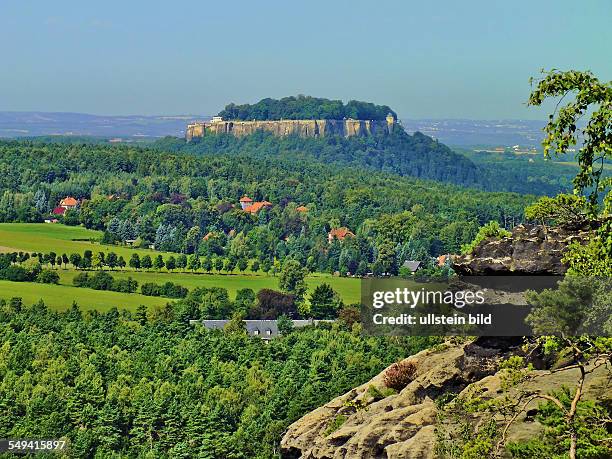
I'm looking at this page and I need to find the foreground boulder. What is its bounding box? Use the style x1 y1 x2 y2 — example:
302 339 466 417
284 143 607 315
452 223 591 275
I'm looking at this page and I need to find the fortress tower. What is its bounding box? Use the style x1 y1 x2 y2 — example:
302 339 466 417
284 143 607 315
386 113 395 134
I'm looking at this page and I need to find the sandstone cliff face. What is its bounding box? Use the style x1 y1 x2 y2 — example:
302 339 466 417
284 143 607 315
452 223 592 275
185 118 394 141
280 339 609 459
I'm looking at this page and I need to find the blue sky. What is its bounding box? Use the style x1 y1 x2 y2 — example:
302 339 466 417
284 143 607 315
0 0 610 119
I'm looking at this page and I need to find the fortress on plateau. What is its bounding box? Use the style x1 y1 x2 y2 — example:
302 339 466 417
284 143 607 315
185 113 396 141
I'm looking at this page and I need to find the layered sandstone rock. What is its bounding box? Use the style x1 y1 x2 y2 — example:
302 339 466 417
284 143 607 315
185 118 394 141
452 223 592 275
280 338 609 459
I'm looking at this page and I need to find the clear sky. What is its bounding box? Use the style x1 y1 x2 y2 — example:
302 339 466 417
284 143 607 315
0 0 610 119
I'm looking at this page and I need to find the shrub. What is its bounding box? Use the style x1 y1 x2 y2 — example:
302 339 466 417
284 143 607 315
460 221 511 255
367 385 397 401
88 271 114 290
72 272 90 287
141 282 161 296
383 360 417 391
141 281 187 298
1 265 29 282
37 269 60 284
323 415 347 437
112 277 138 293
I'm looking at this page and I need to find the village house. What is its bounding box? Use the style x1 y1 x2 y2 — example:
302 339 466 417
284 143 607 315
239 196 273 214
437 254 451 267
51 196 79 216
189 319 333 340
402 260 422 273
239 196 253 210
328 227 355 243
59 196 79 209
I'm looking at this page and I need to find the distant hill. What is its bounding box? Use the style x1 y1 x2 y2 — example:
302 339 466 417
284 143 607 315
0 111 208 139
401 118 547 148
153 129 481 188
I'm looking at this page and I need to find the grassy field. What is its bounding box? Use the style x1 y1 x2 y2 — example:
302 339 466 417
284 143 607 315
0 223 362 311
0 223 181 260
53 268 361 303
0 270 361 312
0 280 168 312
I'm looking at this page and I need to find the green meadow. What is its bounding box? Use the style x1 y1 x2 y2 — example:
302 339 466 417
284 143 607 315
54 269 361 303
0 280 168 312
0 223 362 311
0 223 180 260
0 270 361 312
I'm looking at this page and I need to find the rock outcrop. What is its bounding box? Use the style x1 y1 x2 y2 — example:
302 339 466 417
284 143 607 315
452 223 592 275
185 118 395 141
280 338 610 459
281 222 608 458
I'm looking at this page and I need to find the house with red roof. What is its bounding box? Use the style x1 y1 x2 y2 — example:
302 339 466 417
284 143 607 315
239 196 253 210
52 206 66 216
296 206 308 213
328 227 355 243
245 201 273 214
59 197 79 209
437 254 450 267
239 196 273 214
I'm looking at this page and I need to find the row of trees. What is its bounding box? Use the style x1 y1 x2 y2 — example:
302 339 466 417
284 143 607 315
3 249 347 320
6 250 277 274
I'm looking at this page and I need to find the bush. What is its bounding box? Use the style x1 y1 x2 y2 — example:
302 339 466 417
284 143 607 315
112 277 138 293
460 221 511 255
88 271 114 290
322 415 347 437
141 282 161 296
0 265 29 282
72 272 137 293
383 360 417 391
37 269 60 284
72 272 90 287
141 281 187 298
367 385 397 401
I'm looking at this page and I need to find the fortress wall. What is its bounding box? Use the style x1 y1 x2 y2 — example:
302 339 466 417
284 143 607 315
186 118 394 141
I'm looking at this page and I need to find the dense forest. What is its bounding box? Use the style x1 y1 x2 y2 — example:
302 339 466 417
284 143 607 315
217 95 397 121
0 140 533 275
0 298 439 457
459 149 584 196
159 129 483 188
158 129 589 195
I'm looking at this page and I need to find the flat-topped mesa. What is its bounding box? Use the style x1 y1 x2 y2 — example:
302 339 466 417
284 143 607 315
185 115 396 141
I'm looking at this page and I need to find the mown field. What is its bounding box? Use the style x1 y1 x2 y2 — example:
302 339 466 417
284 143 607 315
0 223 362 311
0 280 168 312
0 223 181 260
0 270 361 312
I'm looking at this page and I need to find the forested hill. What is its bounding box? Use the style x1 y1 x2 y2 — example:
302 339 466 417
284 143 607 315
0 139 531 264
154 129 481 188
218 95 397 121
